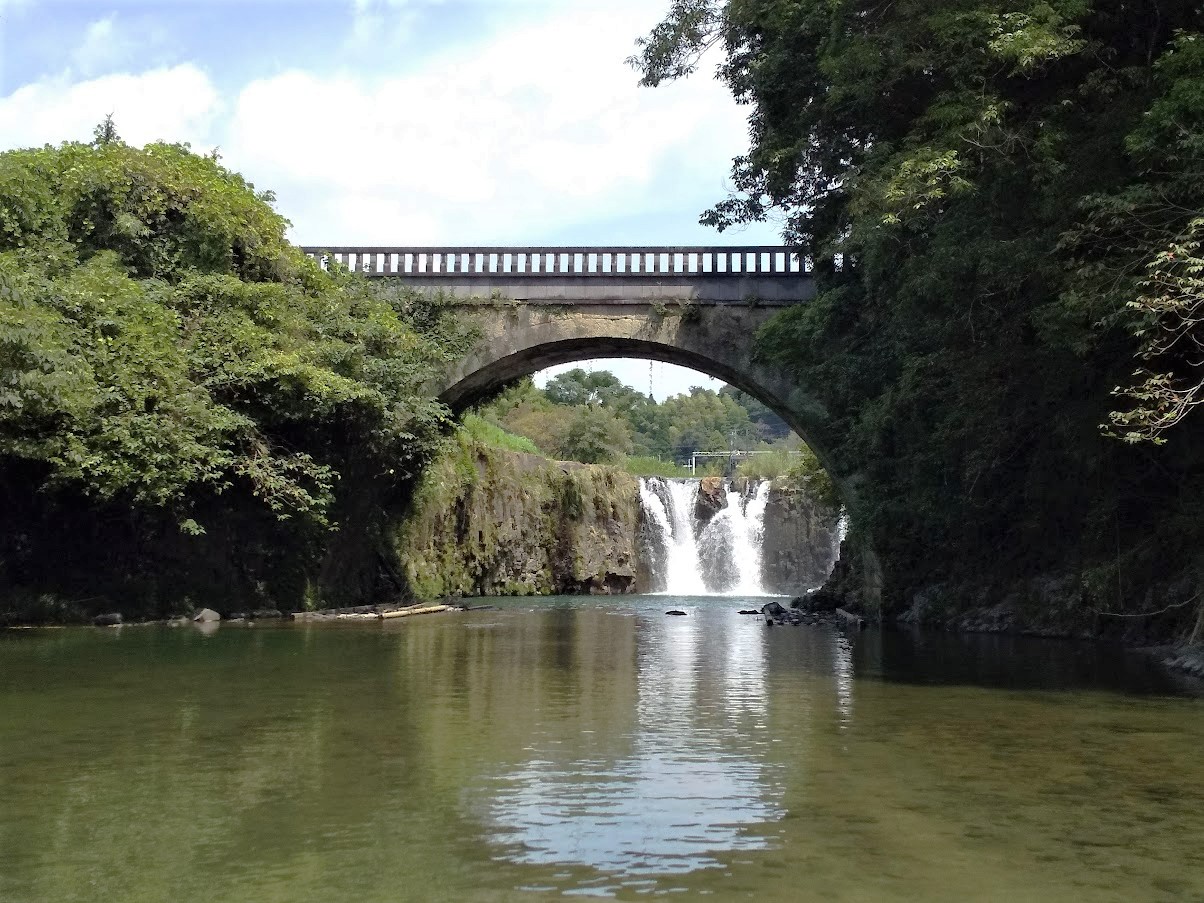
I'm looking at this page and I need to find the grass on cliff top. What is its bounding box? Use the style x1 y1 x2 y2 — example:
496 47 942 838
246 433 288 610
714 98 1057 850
459 413 545 456
622 456 691 478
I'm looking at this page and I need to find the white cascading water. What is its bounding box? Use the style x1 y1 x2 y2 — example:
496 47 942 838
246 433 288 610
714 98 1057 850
639 477 771 596
658 479 709 594
706 481 771 595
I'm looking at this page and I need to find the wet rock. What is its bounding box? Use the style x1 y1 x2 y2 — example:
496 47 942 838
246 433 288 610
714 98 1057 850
738 609 761 615
396 443 640 598
93 612 122 627
793 588 841 612
693 477 725 525
192 608 220 623
761 600 816 627
585 573 634 596
761 488 842 594
1164 646 1204 678
251 609 283 619
836 607 868 630
665 610 687 616
229 612 249 621
762 601 789 619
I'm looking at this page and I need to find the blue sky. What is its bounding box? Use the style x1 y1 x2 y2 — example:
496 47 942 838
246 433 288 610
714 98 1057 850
0 0 783 397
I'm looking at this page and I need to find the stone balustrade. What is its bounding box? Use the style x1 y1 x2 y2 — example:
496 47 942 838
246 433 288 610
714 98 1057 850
300 246 808 278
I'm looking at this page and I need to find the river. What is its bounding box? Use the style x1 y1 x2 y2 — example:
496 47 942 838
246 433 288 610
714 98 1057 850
2 596 1202 901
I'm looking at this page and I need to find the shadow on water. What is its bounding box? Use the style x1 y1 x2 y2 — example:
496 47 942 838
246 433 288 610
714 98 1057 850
846 627 1202 698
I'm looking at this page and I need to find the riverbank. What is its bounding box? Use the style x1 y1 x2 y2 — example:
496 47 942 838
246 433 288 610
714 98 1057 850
807 553 1204 678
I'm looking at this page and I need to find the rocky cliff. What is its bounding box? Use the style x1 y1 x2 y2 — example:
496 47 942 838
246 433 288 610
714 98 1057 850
395 435 640 599
760 485 842 594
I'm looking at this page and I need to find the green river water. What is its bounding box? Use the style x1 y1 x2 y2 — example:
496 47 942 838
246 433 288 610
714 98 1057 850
1 595 1202 902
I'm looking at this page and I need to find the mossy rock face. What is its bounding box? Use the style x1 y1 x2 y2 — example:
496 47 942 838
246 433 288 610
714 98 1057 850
395 434 640 600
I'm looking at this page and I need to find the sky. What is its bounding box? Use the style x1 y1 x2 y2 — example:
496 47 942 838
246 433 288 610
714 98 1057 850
0 0 781 398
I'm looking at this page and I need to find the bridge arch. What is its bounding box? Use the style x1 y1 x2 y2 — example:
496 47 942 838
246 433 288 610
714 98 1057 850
303 245 881 604
433 301 843 496
301 245 844 498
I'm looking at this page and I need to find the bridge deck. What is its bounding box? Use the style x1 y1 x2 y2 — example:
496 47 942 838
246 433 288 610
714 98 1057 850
300 246 814 305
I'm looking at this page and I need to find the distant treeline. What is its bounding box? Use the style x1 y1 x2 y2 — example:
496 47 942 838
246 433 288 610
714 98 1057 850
473 369 793 466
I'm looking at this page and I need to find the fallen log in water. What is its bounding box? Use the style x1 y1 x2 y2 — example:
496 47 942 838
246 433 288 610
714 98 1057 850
379 605 451 620
335 612 379 621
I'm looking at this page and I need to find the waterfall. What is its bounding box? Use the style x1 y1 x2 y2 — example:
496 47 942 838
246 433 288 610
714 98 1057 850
832 510 849 564
639 478 708 595
638 477 772 596
712 481 771 595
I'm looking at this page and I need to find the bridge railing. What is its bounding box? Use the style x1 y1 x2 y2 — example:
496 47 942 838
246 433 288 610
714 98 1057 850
299 246 808 278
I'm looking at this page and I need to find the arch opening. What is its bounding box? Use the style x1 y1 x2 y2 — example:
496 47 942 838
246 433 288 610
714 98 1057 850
452 348 847 597
425 302 877 604
439 337 849 500
441 339 824 463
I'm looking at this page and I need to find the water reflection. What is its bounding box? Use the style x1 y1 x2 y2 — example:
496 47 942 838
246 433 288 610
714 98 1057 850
482 605 783 883
833 632 854 729
1 603 1202 902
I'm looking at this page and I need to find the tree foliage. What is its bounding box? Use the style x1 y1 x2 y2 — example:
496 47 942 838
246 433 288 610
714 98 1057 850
0 131 471 613
477 371 781 465
635 0 1204 626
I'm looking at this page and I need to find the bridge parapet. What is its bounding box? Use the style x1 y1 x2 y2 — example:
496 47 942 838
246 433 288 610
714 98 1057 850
300 246 808 278
299 246 815 305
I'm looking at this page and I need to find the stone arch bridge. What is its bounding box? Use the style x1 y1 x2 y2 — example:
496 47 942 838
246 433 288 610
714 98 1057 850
302 245 831 457
303 245 881 602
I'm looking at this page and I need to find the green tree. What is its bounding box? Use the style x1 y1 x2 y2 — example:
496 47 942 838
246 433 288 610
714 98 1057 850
634 1 1204 631
555 405 633 465
544 367 652 413
720 386 789 440
0 129 470 615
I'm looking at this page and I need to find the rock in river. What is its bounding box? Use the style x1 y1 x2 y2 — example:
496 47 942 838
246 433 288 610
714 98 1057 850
193 608 220 623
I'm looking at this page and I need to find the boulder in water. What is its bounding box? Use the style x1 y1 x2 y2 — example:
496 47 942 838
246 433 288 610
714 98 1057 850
762 600 806 626
93 612 122 627
665 610 688 616
193 608 220 623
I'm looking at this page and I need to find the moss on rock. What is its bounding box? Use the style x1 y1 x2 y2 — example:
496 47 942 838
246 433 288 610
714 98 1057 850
395 433 640 600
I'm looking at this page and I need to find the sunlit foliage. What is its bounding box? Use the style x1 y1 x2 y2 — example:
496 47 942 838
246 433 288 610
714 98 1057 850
0 128 471 613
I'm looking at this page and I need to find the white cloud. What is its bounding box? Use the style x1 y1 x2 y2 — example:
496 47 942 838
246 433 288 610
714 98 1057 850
0 65 221 150
346 0 434 47
73 16 136 77
224 5 752 243
0 3 767 247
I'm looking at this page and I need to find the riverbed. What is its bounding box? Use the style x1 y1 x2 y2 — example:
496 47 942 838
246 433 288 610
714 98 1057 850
1 595 1202 901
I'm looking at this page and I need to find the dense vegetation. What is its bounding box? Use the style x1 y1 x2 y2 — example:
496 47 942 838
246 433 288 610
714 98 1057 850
635 1 1204 638
0 124 471 620
474 368 839 504
476 369 789 465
